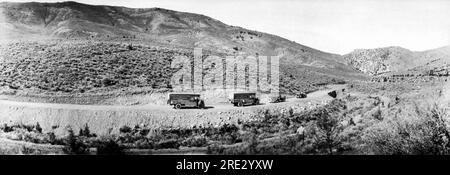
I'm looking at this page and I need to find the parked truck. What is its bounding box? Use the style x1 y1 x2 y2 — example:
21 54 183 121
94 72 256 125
229 92 259 107
167 93 205 109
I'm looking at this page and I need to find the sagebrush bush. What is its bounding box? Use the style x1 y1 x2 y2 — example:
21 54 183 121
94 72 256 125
35 122 42 133
119 125 132 133
63 127 89 155
79 123 95 137
96 137 124 155
363 103 450 155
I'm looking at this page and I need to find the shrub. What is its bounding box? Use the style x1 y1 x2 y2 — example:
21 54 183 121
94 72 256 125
155 139 180 149
119 125 132 134
63 127 88 155
20 146 35 155
35 122 42 133
79 124 95 137
244 129 259 154
46 131 63 145
181 135 208 147
302 99 347 154
135 139 154 149
96 137 124 155
363 103 450 155
1 124 13 132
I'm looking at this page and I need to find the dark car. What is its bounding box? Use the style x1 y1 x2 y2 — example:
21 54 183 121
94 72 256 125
269 95 286 103
297 93 307 98
167 93 205 109
229 92 259 107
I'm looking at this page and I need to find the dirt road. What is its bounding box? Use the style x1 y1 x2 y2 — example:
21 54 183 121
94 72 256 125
0 85 346 136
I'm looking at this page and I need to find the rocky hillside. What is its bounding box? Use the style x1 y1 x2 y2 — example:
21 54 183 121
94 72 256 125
344 46 450 76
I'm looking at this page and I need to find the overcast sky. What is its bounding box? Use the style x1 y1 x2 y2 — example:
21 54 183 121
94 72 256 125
5 0 450 54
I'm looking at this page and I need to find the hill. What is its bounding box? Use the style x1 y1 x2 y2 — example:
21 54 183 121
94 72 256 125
343 46 450 76
0 1 365 99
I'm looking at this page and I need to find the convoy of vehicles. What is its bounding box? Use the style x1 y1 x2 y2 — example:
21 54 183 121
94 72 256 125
168 91 311 109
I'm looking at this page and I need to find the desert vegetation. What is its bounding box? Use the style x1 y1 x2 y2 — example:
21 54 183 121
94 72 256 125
2 89 449 155
0 41 187 95
207 95 450 155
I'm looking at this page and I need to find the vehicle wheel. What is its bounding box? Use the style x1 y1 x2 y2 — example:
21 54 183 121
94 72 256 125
198 101 205 109
237 101 243 107
175 104 182 109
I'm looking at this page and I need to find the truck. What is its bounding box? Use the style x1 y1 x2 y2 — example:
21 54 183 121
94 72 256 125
167 93 205 109
229 92 259 107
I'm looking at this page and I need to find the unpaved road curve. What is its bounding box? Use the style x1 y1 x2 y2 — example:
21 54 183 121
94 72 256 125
0 85 346 136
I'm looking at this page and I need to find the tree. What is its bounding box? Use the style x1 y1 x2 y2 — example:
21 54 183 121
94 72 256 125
305 99 346 154
79 123 92 137
64 127 88 154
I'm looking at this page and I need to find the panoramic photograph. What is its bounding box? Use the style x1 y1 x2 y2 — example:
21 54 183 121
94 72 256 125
0 0 449 155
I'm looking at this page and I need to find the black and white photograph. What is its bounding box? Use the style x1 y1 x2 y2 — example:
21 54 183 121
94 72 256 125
0 0 449 160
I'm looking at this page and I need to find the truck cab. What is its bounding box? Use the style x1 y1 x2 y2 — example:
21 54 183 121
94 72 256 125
229 92 259 107
167 93 205 109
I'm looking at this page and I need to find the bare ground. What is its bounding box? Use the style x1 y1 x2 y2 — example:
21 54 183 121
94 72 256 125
0 85 346 136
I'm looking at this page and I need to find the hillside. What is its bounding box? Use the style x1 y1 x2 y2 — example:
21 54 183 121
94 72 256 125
0 1 365 99
344 46 450 76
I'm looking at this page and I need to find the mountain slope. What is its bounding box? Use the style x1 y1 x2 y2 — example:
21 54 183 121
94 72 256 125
343 46 450 76
0 1 358 70
0 1 366 96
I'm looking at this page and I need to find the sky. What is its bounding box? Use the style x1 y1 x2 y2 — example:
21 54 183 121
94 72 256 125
4 0 450 54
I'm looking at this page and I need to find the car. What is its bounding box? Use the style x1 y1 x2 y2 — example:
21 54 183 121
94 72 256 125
269 95 286 103
167 93 205 109
229 92 259 107
328 90 338 98
296 93 307 98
